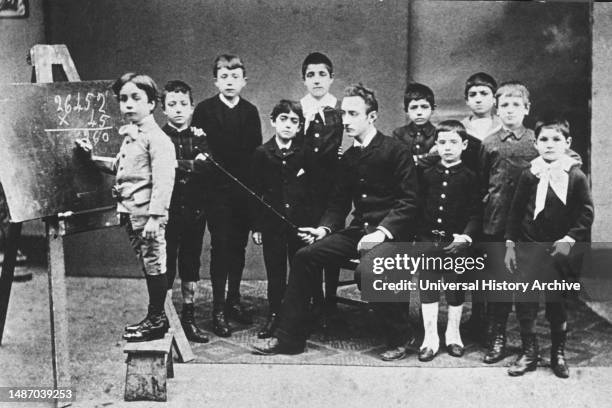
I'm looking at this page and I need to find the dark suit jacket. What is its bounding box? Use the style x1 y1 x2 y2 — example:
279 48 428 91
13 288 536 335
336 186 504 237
303 106 343 219
162 124 211 211
191 95 262 189
251 137 312 233
320 131 418 240
505 164 594 243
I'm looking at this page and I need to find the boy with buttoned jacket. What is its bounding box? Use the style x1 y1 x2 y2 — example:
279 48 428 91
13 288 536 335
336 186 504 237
251 100 310 338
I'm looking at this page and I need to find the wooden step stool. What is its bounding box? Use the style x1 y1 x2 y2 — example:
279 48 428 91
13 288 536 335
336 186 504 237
123 330 175 402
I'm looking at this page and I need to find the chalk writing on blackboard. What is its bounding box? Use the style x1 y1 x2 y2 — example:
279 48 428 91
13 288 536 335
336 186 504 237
0 81 122 222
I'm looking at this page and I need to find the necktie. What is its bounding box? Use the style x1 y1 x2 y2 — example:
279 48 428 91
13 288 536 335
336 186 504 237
530 155 577 219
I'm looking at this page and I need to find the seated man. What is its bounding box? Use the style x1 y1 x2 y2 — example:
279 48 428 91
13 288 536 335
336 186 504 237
253 83 418 361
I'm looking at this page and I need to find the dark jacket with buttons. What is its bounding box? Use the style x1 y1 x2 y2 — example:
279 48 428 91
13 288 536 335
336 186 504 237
505 164 593 243
303 106 343 219
419 162 482 239
392 121 437 166
251 136 312 233
162 124 211 212
320 131 418 240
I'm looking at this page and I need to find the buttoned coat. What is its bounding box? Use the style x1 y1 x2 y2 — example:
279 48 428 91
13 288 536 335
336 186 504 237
251 137 312 233
320 131 418 240
162 124 211 212
94 116 176 221
303 106 343 219
419 162 482 239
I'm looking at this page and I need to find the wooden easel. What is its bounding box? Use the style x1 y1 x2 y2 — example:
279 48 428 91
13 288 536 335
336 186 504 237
0 44 194 399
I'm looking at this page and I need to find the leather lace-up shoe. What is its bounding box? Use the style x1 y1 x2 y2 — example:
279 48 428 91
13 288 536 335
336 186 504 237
251 337 304 356
508 334 539 377
551 330 569 379
447 344 465 358
257 313 279 339
125 305 154 333
212 310 231 337
380 346 408 361
484 327 506 364
418 347 437 362
181 303 209 343
123 310 169 342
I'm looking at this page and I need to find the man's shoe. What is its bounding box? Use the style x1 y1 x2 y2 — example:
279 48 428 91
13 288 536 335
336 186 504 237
551 330 570 379
257 313 279 339
447 344 465 358
212 310 231 337
181 303 209 343
125 305 154 333
123 310 169 342
508 334 539 377
251 337 304 356
380 346 408 361
226 302 253 324
418 347 437 362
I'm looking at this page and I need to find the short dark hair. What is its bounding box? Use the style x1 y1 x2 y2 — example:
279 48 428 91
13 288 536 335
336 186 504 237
270 99 304 125
161 80 193 107
403 82 435 111
301 52 333 79
464 72 497 99
112 72 159 109
534 115 571 140
436 120 469 141
344 83 378 114
213 54 245 77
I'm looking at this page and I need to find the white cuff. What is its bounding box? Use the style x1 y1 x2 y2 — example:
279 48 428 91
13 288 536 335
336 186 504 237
557 235 576 248
452 233 472 244
376 226 393 240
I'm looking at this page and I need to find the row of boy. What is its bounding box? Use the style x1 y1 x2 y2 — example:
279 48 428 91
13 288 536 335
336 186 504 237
75 51 593 380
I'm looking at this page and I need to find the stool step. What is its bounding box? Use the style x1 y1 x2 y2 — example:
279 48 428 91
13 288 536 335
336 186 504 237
124 331 174 402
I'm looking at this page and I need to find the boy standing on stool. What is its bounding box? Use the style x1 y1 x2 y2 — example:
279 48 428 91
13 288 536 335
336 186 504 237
251 100 309 338
192 55 262 337
161 80 210 343
76 73 176 342
504 117 593 378
299 52 343 318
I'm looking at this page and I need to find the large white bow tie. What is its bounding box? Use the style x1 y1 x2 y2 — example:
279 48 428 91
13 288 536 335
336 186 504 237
530 155 577 219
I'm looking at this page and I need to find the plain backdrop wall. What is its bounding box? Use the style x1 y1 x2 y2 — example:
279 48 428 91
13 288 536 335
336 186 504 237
409 0 591 171
0 0 45 83
592 2 612 242
44 0 409 278
45 0 409 138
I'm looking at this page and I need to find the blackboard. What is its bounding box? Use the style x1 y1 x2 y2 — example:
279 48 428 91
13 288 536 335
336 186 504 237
0 80 122 222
